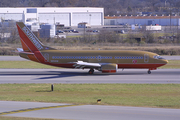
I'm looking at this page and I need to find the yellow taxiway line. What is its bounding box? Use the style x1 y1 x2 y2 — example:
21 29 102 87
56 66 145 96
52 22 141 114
0 104 79 116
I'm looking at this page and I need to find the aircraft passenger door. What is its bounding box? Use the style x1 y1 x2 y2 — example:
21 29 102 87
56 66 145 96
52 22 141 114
144 54 149 63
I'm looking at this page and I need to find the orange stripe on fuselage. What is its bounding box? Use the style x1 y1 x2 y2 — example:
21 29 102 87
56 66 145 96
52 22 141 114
20 39 30 52
27 54 39 62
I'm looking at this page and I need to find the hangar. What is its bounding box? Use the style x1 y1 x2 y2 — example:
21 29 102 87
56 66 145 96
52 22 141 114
104 15 180 26
0 7 104 26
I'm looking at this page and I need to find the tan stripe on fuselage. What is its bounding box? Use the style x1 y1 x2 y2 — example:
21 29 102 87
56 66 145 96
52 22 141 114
40 50 157 64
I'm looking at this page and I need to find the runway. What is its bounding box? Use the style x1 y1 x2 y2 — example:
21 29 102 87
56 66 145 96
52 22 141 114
0 101 180 120
0 69 179 84
0 56 28 61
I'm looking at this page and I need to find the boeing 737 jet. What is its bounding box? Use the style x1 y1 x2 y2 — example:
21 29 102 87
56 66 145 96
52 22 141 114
16 22 168 74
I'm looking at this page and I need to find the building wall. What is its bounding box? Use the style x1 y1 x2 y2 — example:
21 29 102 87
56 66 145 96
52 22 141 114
0 8 25 21
72 12 102 26
0 7 104 26
38 13 70 26
104 17 180 26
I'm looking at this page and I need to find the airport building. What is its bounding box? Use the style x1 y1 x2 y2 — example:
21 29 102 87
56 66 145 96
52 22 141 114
0 7 104 26
104 15 180 26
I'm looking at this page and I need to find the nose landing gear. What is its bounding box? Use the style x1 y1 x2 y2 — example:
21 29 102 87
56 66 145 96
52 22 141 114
147 68 156 74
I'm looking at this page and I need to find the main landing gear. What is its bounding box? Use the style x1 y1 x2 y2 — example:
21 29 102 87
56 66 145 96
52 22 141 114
148 70 151 74
88 68 94 74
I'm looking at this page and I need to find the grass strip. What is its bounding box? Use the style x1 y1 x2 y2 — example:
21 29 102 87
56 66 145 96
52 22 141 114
0 60 180 69
0 61 58 69
0 84 180 109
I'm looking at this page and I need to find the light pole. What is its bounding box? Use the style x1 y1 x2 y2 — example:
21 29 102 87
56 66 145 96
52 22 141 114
89 14 91 25
169 1 172 31
165 0 167 7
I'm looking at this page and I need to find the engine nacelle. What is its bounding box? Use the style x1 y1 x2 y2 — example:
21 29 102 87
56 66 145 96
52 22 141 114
101 64 118 73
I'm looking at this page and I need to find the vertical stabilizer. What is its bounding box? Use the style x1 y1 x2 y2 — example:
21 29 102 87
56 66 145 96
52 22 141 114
16 22 45 52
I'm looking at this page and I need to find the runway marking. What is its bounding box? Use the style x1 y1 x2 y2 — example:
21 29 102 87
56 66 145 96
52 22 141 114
0 104 79 116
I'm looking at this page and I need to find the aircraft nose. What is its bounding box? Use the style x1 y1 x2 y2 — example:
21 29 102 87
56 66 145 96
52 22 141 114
162 59 168 64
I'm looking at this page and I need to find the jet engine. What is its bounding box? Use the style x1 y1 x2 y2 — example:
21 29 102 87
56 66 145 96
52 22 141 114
100 64 118 73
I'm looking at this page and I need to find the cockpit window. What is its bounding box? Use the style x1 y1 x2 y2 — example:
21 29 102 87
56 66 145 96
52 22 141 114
153 55 164 59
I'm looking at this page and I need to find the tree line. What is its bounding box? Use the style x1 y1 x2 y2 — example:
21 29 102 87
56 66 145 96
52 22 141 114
1 0 180 16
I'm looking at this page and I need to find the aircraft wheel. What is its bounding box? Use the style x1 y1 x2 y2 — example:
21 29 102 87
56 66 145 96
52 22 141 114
88 69 94 74
148 70 151 74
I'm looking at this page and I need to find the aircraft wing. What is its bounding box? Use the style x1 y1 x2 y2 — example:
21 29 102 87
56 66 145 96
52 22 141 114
73 61 101 69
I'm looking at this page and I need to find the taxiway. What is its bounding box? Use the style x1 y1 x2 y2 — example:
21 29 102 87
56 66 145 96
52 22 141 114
1 101 180 120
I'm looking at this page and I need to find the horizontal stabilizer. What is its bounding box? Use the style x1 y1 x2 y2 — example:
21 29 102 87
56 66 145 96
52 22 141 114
16 48 34 55
17 48 23 52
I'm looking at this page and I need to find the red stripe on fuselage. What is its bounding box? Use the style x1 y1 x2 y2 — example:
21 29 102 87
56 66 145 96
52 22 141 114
117 63 165 69
102 70 117 73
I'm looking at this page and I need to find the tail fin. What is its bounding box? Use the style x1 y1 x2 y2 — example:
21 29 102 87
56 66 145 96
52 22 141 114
16 22 55 52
